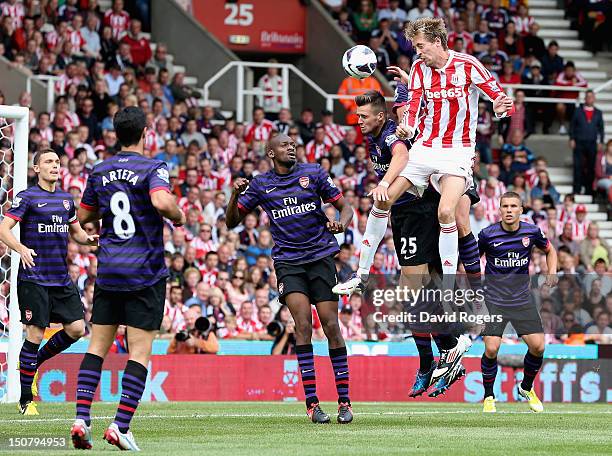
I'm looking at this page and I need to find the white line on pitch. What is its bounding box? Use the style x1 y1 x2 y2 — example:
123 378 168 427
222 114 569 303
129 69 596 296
3 409 612 424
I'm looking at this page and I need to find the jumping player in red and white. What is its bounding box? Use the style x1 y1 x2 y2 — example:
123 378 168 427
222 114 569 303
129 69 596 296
335 17 514 295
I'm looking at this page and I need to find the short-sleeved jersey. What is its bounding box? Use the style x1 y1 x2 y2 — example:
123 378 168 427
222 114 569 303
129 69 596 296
366 118 416 207
80 151 170 291
479 221 550 306
237 163 341 265
6 185 77 286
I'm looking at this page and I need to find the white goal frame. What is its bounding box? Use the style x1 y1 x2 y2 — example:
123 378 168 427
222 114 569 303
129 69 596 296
1 105 29 403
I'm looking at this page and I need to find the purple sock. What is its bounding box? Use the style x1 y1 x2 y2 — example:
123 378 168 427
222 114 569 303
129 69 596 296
75 353 103 426
114 360 148 433
37 329 78 366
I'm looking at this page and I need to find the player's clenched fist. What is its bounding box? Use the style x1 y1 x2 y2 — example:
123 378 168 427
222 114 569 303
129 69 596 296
233 177 249 194
493 95 514 115
396 123 414 140
326 220 345 234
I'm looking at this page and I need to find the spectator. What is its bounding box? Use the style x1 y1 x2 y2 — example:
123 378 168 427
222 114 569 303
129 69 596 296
499 21 523 62
378 0 408 33
337 74 382 125
257 59 284 120
595 140 612 202
336 8 353 36
570 90 605 195
580 222 611 271
352 0 378 42
502 130 535 168
571 204 590 242
500 91 534 142
120 18 151 72
555 61 588 134
481 0 509 37
407 0 434 23
541 40 564 84
235 301 264 339
448 19 474 54
522 22 546 61
274 108 293 136
104 0 130 41
370 19 398 69
271 305 296 355
508 172 531 208
459 0 481 33
513 4 534 36
472 19 495 55
146 42 171 74
477 37 507 74
167 307 219 354
244 106 275 146
475 101 494 164
338 304 364 341
319 109 346 146
585 311 612 344
180 119 207 150
480 178 501 223
469 204 490 240
530 170 560 208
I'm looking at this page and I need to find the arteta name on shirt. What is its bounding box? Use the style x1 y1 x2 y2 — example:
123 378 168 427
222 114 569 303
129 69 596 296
101 168 140 187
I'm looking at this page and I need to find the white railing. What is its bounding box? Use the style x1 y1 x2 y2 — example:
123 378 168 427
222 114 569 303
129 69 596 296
26 75 65 112
203 62 612 121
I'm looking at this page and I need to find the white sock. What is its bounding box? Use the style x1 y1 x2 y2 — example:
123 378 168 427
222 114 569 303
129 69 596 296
357 207 389 278
439 222 458 275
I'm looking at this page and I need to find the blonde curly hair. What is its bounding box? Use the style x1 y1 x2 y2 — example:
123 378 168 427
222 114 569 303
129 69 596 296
404 18 448 51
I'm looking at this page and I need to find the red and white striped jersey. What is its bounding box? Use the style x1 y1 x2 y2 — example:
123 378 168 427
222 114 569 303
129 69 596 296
200 172 225 191
68 28 85 49
65 176 87 193
480 195 501 223
338 174 358 191
164 302 186 332
380 245 399 274
236 316 264 334
402 51 510 149
1 2 25 29
198 266 218 287
318 122 346 146
39 126 53 142
51 111 80 131
305 140 331 163
513 15 534 35
478 179 506 198
571 220 590 242
557 206 576 225
177 197 203 215
103 9 130 40
190 237 218 259
244 119 275 144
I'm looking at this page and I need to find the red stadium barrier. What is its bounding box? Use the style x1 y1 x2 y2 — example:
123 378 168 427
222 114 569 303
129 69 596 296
22 355 611 403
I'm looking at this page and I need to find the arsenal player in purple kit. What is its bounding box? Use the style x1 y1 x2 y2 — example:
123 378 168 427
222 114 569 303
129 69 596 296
0 149 97 416
226 133 354 424
478 192 557 413
70 107 185 450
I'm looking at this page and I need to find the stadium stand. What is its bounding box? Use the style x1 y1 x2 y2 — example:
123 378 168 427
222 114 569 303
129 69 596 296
0 0 611 347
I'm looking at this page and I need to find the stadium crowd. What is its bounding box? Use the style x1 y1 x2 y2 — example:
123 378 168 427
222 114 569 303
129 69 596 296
0 0 610 348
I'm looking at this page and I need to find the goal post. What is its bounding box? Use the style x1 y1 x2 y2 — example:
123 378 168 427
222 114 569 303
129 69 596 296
0 105 29 403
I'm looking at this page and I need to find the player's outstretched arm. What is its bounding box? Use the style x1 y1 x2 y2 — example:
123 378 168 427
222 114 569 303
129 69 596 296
327 195 354 234
0 217 37 268
78 206 102 225
226 178 250 229
68 221 99 246
151 190 186 226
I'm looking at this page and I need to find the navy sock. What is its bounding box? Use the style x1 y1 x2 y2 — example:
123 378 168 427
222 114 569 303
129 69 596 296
37 329 78 366
459 233 482 289
329 346 350 404
432 333 458 351
481 355 498 399
296 344 318 408
413 334 434 371
521 351 544 391
75 353 103 426
19 339 39 404
114 360 148 433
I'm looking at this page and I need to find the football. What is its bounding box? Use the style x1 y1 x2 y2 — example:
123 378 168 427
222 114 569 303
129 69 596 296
342 45 378 79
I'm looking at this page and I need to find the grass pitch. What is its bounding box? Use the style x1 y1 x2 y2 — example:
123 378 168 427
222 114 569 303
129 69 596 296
1 402 611 455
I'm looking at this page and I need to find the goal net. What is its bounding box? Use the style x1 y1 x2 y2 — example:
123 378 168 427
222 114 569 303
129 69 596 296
0 105 29 403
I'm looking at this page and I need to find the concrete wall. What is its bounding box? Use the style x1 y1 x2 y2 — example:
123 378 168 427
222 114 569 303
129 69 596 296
300 0 393 123
0 57 47 112
151 0 248 113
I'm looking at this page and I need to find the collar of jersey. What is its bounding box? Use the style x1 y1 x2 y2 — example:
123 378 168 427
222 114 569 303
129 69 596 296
499 220 522 234
36 183 57 194
436 50 454 72
272 164 297 177
118 151 141 156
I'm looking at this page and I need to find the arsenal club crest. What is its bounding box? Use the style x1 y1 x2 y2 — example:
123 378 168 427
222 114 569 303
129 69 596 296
279 282 284 294
299 176 309 188
522 236 530 247
25 310 32 321
63 200 70 210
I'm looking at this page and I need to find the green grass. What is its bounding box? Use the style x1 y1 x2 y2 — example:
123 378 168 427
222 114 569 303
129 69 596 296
0 402 611 455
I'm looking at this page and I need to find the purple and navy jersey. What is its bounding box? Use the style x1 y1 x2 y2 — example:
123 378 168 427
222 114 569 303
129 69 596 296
237 163 341 265
479 221 550 306
6 185 77 286
366 118 416 207
81 151 170 291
